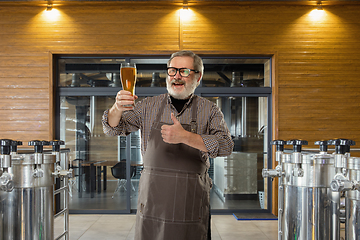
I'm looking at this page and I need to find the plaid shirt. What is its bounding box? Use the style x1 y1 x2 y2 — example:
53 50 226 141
102 93 234 165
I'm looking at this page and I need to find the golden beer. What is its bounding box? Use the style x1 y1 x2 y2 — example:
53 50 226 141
120 64 136 95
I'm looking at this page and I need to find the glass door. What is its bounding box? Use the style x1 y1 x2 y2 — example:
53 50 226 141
55 55 272 214
206 96 269 211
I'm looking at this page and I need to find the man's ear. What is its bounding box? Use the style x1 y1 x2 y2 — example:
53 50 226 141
197 72 202 83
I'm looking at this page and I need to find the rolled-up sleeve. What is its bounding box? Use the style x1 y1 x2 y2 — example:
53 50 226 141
102 106 142 137
102 109 122 136
200 106 234 159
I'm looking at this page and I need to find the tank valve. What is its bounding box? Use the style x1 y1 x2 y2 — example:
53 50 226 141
263 140 287 179
61 169 74 178
328 139 356 174
315 140 328 153
287 139 308 153
0 172 14 192
28 140 50 178
292 167 304 177
10 140 22 154
262 165 283 179
53 166 74 179
1 139 12 169
262 169 277 178
287 139 308 177
271 140 286 163
331 173 353 192
50 140 65 164
328 139 356 155
0 139 15 192
33 168 44 178
271 140 286 152
354 181 360 191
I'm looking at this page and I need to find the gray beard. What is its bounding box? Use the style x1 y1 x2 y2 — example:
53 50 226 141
166 78 198 100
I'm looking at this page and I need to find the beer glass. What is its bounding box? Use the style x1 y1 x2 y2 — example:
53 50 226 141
120 62 137 95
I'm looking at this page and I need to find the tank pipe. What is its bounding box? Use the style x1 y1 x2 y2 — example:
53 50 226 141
262 140 286 240
328 139 356 240
287 140 308 177
0 139 19 192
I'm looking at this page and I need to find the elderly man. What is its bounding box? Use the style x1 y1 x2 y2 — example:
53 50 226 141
102 50 233 240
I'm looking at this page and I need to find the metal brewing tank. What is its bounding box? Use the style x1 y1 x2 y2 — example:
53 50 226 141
281 150 337 239
0 140 60 240
263 139 342 240
331 155 360 240
2 152 55 239
345 157 360 240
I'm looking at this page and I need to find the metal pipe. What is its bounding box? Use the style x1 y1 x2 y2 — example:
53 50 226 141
262 140 286 240
344 157 360 240
55 231 67 240
54 186 68 195
241 97 246 137
54 208 68 218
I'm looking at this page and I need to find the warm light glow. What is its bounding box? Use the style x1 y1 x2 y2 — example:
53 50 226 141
180 8 192 21
309 8 325 21
43 8 61 21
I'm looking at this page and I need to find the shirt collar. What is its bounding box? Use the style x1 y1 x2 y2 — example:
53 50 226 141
166 93 195 107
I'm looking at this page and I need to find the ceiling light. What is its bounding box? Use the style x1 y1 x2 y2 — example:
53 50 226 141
183 0 188 10
46 3 53 11
317 3 323 10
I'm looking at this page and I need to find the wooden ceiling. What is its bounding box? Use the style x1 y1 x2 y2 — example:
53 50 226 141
0 0 359 3
0 0 359 8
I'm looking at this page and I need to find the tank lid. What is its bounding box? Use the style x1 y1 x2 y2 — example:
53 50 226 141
347 157 360 170
282 153 333 164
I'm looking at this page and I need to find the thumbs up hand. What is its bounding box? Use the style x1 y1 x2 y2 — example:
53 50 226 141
161 113 186 144
161 113 208 152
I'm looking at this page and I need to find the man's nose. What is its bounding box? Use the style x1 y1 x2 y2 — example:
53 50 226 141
174 70 182 78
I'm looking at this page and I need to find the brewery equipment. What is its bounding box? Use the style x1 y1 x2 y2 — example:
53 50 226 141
0 139 72 240
342 157 360 240
263 138 359 240
262 140 286 240
281 139 337 240
330 139 360 240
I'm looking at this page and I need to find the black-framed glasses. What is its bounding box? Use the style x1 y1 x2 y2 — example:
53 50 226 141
167 67 199 77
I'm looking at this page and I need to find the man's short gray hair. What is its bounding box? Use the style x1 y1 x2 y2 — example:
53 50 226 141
167 50 204 81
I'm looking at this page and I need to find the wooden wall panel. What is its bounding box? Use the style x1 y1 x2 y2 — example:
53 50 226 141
180 4 360 151
0 1 360 215
0 3 180 142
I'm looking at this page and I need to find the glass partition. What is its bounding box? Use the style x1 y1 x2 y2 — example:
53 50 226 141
55 55 272 214
60 96 135 212
58 58 270 88
207 96 268 210
202 58 269 88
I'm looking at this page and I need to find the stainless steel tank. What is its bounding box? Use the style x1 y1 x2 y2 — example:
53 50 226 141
331 156 360 240
263 139 342 240
0 140 55 240
2 152 55 239
0 139 72 240
344 157 360 240
282 150 337 239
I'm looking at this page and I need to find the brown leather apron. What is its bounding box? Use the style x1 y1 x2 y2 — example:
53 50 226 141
135 96 211 240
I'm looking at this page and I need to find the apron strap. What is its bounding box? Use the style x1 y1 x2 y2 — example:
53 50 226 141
154 95 168 125
153 94 198 132
190 96 197 133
